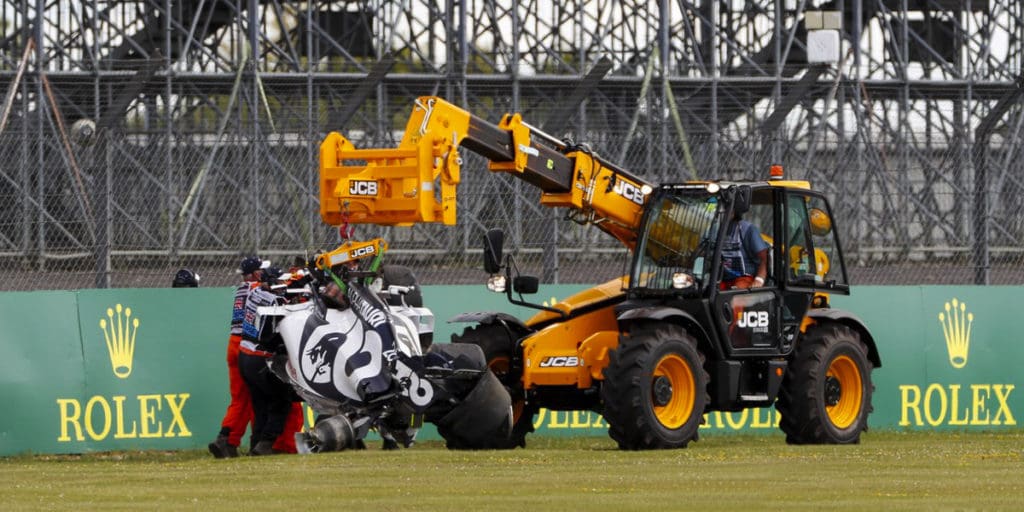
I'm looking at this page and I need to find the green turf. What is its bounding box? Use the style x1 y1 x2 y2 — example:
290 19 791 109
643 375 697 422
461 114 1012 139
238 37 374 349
1 431 1021 511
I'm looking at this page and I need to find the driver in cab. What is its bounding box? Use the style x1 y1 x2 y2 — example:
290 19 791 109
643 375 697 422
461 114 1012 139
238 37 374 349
720 210 769 290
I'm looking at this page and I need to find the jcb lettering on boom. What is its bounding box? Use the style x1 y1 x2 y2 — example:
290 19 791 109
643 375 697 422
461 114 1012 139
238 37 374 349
612 181 646 205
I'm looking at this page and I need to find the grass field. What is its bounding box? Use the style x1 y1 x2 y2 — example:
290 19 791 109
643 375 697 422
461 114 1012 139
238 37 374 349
1 431 1021 511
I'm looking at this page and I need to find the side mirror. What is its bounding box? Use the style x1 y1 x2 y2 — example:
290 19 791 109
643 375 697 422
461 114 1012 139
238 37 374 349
483 228 504 274
513 275 539 295
731 185 752 216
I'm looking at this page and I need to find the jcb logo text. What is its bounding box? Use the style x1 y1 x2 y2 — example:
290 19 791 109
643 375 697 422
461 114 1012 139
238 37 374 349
612 181 645 205
539 356 581 367
349 180 378 196
350 246 376 258
737 311 769 328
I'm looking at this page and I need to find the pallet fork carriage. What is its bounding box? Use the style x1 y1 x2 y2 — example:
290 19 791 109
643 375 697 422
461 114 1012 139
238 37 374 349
318 95 880 449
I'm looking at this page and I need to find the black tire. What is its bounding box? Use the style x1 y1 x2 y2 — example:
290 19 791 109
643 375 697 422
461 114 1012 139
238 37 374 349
424 343 513 450
600 324 708 450
451 322 537 449
777 323 874 444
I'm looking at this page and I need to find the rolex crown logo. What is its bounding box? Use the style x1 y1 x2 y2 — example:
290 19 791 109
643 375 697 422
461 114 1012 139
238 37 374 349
938 298 972 369
99 304 139 379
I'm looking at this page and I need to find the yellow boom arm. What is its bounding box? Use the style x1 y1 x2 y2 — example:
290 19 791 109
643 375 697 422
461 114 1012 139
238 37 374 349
319 96 653 249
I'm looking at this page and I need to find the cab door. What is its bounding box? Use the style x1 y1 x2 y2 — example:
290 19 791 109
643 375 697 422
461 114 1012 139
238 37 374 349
777 191 850 347
711 187 784 354
778 191 817 347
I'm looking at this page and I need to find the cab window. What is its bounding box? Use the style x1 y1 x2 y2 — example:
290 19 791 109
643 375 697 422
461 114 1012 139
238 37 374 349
783 192 847 287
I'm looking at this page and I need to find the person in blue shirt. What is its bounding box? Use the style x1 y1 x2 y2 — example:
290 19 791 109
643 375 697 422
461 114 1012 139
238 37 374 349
720 213 769 290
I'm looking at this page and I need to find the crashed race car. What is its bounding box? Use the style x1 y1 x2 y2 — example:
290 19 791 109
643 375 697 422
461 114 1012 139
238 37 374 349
258 238 513 452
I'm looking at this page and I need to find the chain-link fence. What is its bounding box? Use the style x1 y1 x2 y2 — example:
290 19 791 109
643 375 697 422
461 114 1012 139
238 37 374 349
2 1 1023 290
2 84 1022 290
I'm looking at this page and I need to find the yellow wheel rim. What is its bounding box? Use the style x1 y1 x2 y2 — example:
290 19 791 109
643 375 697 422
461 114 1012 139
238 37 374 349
651 354 695 429
825 355 863 429
488 355 510 377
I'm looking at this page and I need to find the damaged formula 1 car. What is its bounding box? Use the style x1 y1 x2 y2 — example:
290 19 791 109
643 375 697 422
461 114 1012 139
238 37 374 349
259 238 513 452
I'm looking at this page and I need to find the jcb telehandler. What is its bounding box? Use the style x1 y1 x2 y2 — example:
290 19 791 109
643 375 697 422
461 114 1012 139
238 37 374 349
318 96 879 450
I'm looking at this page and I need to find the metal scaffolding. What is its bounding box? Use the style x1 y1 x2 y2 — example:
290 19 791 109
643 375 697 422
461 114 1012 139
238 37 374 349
0 0 1022 289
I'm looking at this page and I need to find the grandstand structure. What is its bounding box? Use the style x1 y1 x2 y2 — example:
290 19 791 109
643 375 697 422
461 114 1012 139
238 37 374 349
0 0 1022 289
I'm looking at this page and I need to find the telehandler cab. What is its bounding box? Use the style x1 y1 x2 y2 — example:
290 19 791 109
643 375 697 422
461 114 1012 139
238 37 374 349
318 96 879 449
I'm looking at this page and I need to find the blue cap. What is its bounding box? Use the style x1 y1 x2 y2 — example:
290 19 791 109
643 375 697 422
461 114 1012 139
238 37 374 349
239 256 270 275
261 266 284 283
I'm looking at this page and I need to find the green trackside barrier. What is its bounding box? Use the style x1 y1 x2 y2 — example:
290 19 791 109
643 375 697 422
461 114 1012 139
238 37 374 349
0 291 82 452
831 288 1019 432
0 285 1020 455
0 288 233 455
65 288 232 453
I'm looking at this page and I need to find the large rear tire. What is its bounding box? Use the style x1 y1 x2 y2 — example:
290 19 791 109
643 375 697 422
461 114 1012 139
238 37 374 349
600 324 708 450
451 323 536 448
777 323 874 444
433 369 513 450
